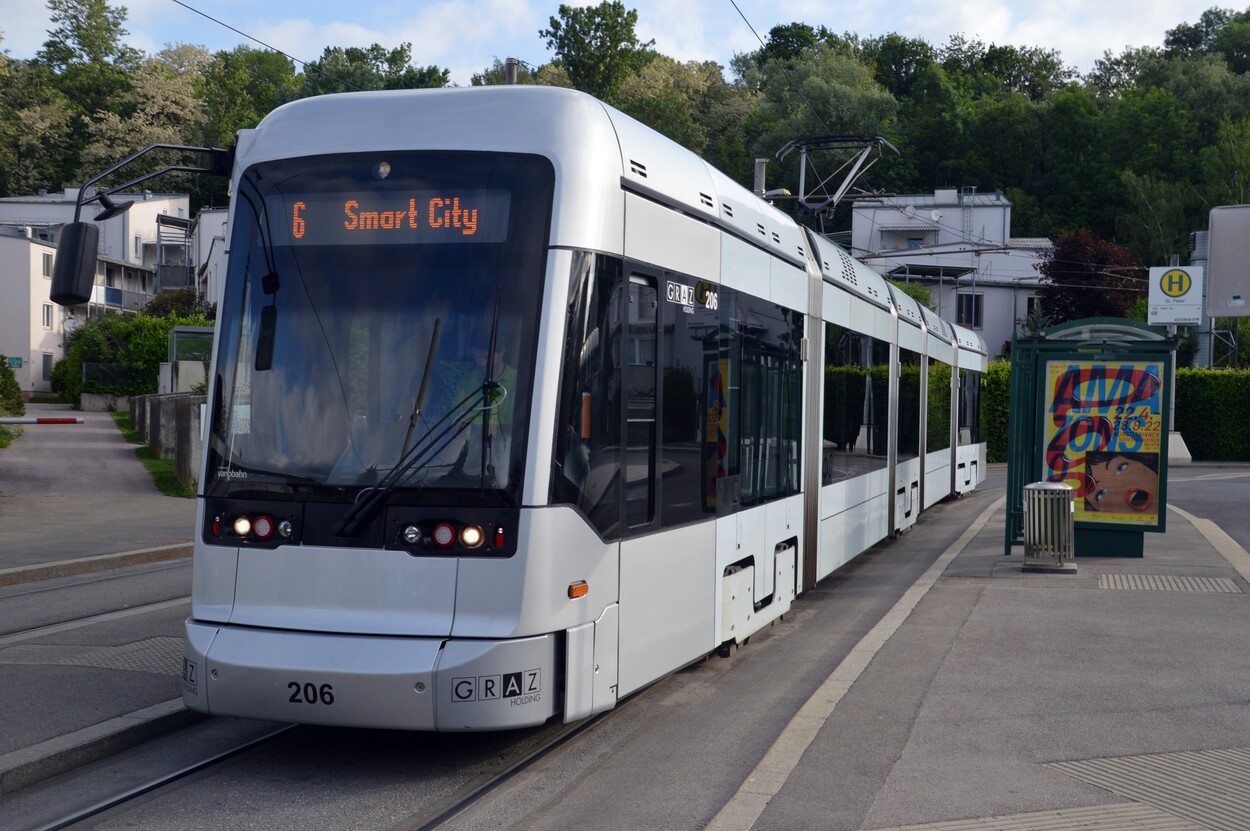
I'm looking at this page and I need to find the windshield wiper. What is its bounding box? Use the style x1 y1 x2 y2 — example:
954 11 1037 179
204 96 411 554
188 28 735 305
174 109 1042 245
334 382 498 536
401 318 442 458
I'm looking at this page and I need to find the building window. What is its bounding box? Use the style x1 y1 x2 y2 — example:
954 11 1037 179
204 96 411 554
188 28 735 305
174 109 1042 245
957 293 983 329
42 304 52 328
907 237 924 249
134 235 142 258
42 252 53 277
42 353 53 381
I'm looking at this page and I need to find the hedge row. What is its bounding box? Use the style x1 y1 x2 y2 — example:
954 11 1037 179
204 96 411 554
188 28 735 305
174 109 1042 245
1173 368 1250 462
982 364 1250 463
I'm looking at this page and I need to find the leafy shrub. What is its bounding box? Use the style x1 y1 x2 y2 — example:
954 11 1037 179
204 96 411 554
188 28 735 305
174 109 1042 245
1174 368 1250 461
984 361 1011 463
51 313 213 406
0 356 24 417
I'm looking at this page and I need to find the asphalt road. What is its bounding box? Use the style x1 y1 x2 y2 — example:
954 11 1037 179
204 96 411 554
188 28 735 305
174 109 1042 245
0 403 196 568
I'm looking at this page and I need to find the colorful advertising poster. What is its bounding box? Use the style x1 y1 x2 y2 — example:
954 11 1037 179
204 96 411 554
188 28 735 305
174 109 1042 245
1042 360 1165 527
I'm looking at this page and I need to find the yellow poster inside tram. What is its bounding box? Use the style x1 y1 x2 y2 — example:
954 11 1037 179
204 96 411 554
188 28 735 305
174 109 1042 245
1042 360 1163 526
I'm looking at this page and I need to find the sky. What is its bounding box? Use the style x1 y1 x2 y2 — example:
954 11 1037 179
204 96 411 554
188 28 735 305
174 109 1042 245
0 0 1220 87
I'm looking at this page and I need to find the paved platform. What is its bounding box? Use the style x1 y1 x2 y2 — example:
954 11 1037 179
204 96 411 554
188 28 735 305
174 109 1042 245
710 490 1250 831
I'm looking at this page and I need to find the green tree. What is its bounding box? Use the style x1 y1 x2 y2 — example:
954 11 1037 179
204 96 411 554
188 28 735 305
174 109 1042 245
539 1 655 100
860 33 936 98
1037 229 1145 322
293 43 448 97
75 53 207 183
1116 170 1197 266
962 93 1043 193
142 287 215 320
615 56 755 179
1200 117 1250 205
199 46 297 147
889 63 970 190
1087 46 1164 97
749 44 898 203
1035 84 1110 234
1165 7 1235 57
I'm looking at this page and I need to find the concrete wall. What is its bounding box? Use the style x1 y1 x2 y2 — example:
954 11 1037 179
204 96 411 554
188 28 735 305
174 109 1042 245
130 392 206 487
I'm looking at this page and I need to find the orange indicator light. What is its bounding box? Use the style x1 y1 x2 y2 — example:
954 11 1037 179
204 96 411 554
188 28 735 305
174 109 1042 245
568 581 589 599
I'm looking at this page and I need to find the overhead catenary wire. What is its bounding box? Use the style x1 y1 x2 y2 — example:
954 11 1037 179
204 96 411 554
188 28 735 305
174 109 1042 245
166 0 365 92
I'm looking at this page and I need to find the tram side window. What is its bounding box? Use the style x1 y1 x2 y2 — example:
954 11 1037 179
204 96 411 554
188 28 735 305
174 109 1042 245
720 289 803 510
958 368 982 446
624 277 658 529
897 347 922 461
658 274 714 529
822 323 889 485
927 358 952 452
551 253 623 539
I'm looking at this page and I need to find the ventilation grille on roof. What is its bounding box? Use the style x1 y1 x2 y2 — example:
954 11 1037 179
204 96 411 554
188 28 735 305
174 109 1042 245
630 160 647 178
838 250 858 287
700 192 714 209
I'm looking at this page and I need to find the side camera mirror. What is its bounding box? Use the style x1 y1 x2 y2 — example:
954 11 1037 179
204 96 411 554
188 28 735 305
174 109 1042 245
50 222 100 306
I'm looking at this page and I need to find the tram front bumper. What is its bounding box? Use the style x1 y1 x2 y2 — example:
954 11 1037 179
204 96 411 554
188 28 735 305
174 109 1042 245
183 621 557 731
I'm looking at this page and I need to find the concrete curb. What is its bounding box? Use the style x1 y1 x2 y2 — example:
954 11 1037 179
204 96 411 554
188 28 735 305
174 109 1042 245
0 544 192 588
0 699 204 796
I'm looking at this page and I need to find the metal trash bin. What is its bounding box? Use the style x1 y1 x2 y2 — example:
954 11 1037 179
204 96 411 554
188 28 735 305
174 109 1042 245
1022 482 1077 572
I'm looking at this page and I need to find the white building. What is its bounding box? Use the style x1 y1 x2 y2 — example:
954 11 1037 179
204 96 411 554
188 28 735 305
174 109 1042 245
849 187 1052 358
0 188 190 396
191 208 228 306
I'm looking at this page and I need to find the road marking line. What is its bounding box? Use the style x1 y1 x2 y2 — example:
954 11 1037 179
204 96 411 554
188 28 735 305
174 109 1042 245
705 496 1004 831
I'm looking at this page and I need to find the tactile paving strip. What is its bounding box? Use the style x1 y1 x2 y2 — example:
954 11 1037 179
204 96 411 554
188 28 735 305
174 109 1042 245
1049 747 1250 831
1097 574 1241 593
868 802 1205 830
0 636 182 676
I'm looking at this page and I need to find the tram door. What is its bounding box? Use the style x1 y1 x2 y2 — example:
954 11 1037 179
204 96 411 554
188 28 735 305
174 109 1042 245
617 274 715 696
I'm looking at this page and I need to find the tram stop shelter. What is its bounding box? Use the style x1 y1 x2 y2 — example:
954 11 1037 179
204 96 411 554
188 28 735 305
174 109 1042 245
1004 318 1179 557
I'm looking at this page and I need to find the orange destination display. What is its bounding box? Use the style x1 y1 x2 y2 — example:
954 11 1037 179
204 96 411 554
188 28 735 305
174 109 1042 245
269 190 511 245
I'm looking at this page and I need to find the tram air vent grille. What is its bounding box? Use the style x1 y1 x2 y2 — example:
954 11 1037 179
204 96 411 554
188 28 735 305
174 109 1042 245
630 160 647 178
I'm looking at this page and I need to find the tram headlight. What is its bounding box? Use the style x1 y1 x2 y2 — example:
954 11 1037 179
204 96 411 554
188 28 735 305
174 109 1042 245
232 516 252 537
459 524 484 548
401 525 422 545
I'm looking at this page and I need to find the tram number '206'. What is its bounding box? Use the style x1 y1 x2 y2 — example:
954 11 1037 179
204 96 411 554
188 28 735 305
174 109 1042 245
287 681 335 705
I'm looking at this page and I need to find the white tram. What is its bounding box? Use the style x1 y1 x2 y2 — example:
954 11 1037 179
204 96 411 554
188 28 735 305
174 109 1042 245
176 87 987 731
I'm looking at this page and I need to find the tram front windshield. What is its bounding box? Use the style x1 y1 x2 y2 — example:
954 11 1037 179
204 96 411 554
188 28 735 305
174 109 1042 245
205 151 553 505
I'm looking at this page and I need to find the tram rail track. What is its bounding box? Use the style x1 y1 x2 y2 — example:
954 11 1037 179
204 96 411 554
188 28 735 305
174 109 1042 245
0 596 190 646
28 724 299 831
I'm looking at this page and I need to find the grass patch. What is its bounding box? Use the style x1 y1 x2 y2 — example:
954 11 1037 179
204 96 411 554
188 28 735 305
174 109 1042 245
0 424 18 449
111 411 196 498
